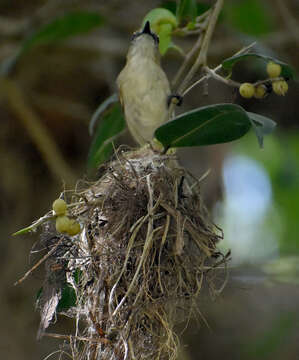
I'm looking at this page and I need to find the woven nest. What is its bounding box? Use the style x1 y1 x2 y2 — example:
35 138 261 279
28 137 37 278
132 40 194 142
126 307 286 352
35 146 228 360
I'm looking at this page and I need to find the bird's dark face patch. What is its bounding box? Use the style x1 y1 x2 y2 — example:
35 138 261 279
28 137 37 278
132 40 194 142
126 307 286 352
131 31 159 45
131 21 159 45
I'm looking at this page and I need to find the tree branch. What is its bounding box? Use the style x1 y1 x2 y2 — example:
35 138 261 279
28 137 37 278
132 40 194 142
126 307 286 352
1 77 76 185
177 0 224 95
182 42 256 97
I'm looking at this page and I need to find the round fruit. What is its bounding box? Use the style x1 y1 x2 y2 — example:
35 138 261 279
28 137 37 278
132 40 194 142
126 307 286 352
266 61 281 78
52 198 67 216
239 83 255 99
67 220 81 236
254 84 267 99
272 80 288 96
56 216 70 233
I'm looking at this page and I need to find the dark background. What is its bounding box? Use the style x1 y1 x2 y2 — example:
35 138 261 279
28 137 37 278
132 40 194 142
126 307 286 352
1 0 299 359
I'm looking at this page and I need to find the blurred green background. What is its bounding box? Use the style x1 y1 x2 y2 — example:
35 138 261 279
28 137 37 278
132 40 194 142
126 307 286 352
1 0 299 359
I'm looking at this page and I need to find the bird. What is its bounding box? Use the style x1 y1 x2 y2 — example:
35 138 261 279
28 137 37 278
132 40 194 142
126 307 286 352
117 21 171 146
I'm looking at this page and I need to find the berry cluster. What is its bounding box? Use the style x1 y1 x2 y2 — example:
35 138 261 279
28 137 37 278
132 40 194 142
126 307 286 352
239 61 288 99
52 198 81 236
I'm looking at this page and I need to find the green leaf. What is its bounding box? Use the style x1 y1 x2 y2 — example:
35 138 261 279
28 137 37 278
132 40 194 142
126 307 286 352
158 23 172 55
12 212 54 236
36 287 43 301
222 53 295 80
142 8 177 32
1 12 104 76
160 1 177 14
142 8 177 55
12 224 36 236
87 103 125 170
89 93 118 135
196 3 211 16
167 42 184 55
160 1 211 17
22 12 104 54
223 0 273 36
73 269 83 285
155 103 251 148
176 0 197 23
247 112 276 148
57 285 76 312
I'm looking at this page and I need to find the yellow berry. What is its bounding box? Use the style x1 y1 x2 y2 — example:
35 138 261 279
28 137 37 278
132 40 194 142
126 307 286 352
56 216 71 233
67 220 81 236
266 61 281 78
52 198 67 216
272 80 288 96
239 83 255 99
254 84 267 99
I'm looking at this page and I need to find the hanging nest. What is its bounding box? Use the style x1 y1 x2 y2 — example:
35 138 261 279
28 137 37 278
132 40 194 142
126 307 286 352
33 146 228 360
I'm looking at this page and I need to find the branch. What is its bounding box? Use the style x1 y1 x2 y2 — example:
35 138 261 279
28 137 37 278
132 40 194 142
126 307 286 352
171 34 203 91
43 332 110 344
182 42 256 97
204 66 240 87
275 0 299 44
204 67 284 89
0 77 76 185
171 10 212 90
14 237 64 286
177 0 224 95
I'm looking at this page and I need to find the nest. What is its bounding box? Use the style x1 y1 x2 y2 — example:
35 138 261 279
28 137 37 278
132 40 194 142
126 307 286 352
35 146 228 360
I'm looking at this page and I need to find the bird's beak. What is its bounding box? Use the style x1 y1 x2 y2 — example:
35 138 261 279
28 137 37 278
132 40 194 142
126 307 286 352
142 21 152 35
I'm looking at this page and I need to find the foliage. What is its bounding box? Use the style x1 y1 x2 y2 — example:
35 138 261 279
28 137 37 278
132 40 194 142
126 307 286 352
155 104 251 148
87 103 125 171
223 0 274 37
222 53 295 80
88 0 296 169
22 12 104 54
247 112 276 148
1 12 103 75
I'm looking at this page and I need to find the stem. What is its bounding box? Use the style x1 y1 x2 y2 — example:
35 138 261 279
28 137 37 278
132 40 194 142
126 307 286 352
172 11 212 90
13 212 54 236
182 42 257 97
171 34 203 90
184 67 284 97
182 64 221 96
14 237 64 286
204 66 241 87
275 0 299 43
1 77 76 185
177 0 224 95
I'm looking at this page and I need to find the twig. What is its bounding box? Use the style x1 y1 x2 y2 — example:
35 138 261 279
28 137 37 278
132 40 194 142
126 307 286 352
0 77 76 185
169 12 212 114
172 34 203 90
43 332 110 344
204 67 284 89
13 211 54 236
14 237 63 286
177 0 224 95
204 66 240 87
182 42 257 97
275 0 299 43
172 8 212 37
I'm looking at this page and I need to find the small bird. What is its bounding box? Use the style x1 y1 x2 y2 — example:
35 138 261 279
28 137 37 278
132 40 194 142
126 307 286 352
117 21 171 145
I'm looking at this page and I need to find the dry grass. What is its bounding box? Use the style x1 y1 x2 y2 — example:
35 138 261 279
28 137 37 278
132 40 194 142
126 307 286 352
32 146 228 360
